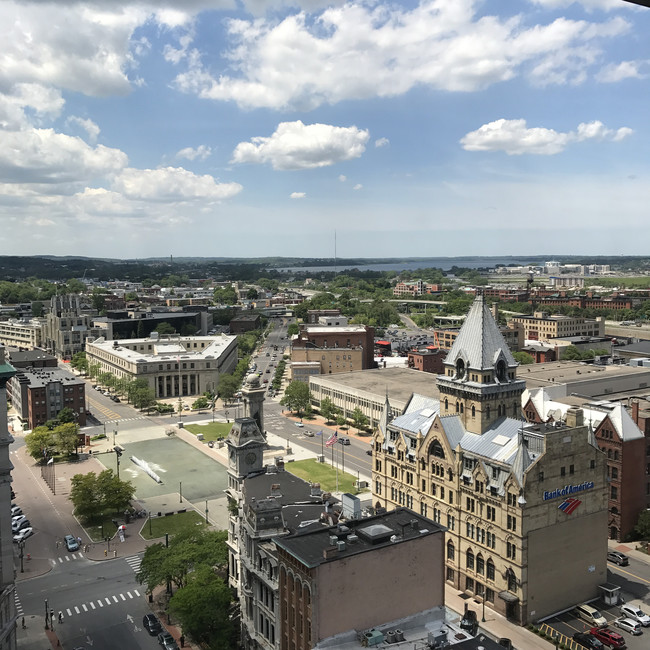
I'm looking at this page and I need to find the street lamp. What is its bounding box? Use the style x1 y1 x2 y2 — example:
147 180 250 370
44 598 49 630
18 541 25 573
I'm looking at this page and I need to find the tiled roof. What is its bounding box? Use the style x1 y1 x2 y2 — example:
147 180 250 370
444 294 517 371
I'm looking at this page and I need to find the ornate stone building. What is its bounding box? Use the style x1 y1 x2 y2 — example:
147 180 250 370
372 294 609 624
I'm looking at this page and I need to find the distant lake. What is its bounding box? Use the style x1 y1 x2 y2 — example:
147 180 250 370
276 257 538 274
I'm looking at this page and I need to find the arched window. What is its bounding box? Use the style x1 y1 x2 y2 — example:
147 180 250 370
460 403 464 414
476 554 485 575
486 559 495 581
486 406 490 419
456 358 466 379
430 440 445 459
496 359 507 382
456 402 459 413
445 398 449 411
471 405 476 417
513 402 518 416
466 549 475 570
447 540 455 561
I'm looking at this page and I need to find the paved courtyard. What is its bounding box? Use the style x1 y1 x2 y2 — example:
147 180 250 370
96 436 229 501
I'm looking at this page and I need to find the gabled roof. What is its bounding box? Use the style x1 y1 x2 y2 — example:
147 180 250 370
444 294 517 371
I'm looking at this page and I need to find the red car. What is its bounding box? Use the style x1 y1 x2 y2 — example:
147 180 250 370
589 627 626 649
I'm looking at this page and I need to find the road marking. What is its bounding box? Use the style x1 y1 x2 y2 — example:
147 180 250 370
90 602 95 610
112 596 118 603
14 592 23 616
611 565 650 586
104 598 111 605
75 606 80 614
82 604 88 612
127 591 134 599
120 594 126 601
134 589 140 597
97 600 103 608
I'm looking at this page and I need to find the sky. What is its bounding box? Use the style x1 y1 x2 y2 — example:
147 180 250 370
1 0 650 261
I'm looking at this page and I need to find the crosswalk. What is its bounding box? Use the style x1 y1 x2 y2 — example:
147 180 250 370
14 591 23 617
51 552 85 566
62 589 142 618
125 555 142 574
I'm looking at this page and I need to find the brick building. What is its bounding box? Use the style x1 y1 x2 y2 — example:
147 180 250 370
230 314 262 333
291 324 375 370
407 348 446 374
523 391 644 542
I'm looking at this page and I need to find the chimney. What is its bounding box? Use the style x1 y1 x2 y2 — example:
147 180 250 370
565 406 584 428
270 483 281 497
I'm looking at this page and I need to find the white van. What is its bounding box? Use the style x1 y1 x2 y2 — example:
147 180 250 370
574 603 607 628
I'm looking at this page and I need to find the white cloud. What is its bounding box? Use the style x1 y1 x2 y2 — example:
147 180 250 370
173 1 629 110
176 145 212 161
460 118 633 155
66 116 101 143
353 183 362 190
0 127 127 184
338 174 347 182
290 192 306 199
596 60 650 82
528 0 626 10
232 121 369 170
375 137 389 148
112 166 243 201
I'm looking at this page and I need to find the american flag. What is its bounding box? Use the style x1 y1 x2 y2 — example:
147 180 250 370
325 431 338 447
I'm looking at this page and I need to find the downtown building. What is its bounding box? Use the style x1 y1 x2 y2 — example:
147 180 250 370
371 294 608 625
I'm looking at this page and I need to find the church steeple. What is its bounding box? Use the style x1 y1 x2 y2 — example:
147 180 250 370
437 293 526 434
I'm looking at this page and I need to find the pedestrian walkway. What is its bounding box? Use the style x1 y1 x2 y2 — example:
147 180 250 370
51 551 85 565
125 554 142 573
62 588 142 618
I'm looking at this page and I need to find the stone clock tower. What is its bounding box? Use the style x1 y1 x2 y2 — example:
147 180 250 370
225 417 266 492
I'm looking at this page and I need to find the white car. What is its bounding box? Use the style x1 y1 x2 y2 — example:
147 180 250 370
614 617 643 635
13 527 33 543
620 604 650 627
295 422 304 428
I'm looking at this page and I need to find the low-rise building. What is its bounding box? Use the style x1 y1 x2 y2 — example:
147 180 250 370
230 314 262 333
407 348 446 374
0 318 45 350
509 312 604 342
85 333 237 399
8 366 86 428
291 324 375 370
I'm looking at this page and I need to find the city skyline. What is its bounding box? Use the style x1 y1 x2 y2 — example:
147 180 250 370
1 0 649 259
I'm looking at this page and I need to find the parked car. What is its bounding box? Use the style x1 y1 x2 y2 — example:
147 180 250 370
613 618 642 635
13 527 34 544
157 631 179 650
13 519 30 532
338 436 350 445
11 505 22 517
142 613 162 636
111 395 120 403
11 516 28 532
589 627 627 649
64 534 80 551
620 604 650 627
607 551 629 566
576 603 608 628
366 448 372 456
303 430 314 437
572 632 604 649
295 422 304 428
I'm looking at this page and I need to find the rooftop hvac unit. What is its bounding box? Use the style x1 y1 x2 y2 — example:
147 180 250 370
386 630 396 644
363 629 384 647
394 629 404 642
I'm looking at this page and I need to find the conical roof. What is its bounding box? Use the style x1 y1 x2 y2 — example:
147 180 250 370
444 293 517 371
511 429 532 488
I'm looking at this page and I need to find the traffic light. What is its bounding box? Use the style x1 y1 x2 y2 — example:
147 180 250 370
114 445 124 457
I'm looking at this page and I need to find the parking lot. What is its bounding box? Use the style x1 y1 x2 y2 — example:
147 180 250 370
542 599 647 649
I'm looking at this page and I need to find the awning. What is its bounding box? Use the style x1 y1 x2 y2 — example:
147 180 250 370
498 591 519 603
376 340 391 346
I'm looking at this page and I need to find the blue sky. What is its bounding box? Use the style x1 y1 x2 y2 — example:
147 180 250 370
1 0 649 260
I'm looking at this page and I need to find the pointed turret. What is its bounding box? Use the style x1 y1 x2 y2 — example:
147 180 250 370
437 293 526 434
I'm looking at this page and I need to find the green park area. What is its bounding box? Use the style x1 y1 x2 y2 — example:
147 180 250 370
284 458 367 495
184 422 233 442
141 510 207 540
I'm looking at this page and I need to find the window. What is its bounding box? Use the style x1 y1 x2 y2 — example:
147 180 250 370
486 506 496 521
486 587 495 603
466 497 475 513
447 540 455 561
486 559 495 581
466 549 475 570
538 471 544 482
560 466 565 477
507 492 517 507
507 570 517 592
465 577 474 592
569 464 574 475
449 491 454 505
476 555 485 575
611 467 618 480
507 515 516 532
611 486 618 500
590 459 596 469
447 514 455 531
422 479 427 492
446 567 455 582
506 542 516 560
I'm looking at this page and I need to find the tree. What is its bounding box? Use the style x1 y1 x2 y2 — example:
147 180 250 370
70 351 88 374
280 381 311 415
192 396 210 410
512 351 535 365
55 422 79 455
320 397 339 423
24 426 55 460
351 407 369 433
218 374 239 403
57 407 76 424
335 414 347 428
70 469 135 523
246 288 259 300
169 566 235 650
91 288 107 312
155 322 177 335
635 510 650 540
32 300 44 317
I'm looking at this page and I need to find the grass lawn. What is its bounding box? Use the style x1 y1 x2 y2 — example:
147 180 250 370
184 421 233 442
84 515 120 543
285 459 367 495
140 510 208 541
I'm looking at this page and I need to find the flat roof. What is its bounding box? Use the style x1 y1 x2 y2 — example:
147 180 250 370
17 366 84 388
517 360 650 388
275 507 444 568
310 367 440 404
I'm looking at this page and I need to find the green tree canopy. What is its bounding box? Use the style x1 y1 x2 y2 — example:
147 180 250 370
24 426 55 460
280 381 311 415
217 374 239 402
155 322 177 335
351 407 369 433
512 351 535 365
70 469 135 523
169 565 235 650
319 397 340 423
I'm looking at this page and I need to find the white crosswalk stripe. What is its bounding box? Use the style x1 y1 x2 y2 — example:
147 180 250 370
55 552 84 564
125 555 142 573
14 591 23 616
60 590 141 618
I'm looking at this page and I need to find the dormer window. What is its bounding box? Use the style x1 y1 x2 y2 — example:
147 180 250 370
496 359 507 382
456 359 466 379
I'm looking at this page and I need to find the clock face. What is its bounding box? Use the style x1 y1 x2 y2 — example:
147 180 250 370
245 452 257 465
